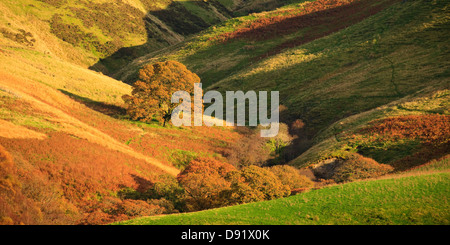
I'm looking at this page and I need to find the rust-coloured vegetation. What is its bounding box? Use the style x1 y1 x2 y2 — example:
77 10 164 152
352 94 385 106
0 145 43 225
332 153 394 183
123 61 200 126
362 114 450 145
175 158 294 212
356 114 450 171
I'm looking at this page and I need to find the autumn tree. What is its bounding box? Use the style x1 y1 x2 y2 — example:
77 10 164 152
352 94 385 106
122 60 200 126
176 158 236 211
224 165 290 205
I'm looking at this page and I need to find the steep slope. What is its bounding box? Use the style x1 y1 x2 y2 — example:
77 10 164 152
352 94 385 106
0 0 295 76
116 0 450 167
0 12 242 224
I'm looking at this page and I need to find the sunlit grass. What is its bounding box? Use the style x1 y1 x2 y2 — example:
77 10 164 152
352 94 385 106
0 47 131 105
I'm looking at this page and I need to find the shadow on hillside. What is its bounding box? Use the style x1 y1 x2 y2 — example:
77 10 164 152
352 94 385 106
131 174 154 192
117 175 154 198
59 89 126 118
245 0 399 61
89 1 231 81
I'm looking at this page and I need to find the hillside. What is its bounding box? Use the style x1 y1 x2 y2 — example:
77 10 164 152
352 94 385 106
118 0 450 166
0 0 449 226
0 1 252 224
0 0 296 75
0 45 246 224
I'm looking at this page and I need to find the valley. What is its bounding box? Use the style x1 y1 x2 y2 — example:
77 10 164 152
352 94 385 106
0 0 448 225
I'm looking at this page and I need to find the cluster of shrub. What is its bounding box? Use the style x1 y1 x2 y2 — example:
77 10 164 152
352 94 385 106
78 156 316 224
0 28 36 47
116 158 313 215
313 153 394 184
0 146 42 225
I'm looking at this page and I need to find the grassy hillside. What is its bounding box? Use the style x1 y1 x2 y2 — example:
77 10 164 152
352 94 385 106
0 0 295 75
119 0 450 166
290 89 449 170
115 170 450 225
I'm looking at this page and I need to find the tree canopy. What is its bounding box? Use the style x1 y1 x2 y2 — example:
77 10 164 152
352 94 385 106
123 60 200 126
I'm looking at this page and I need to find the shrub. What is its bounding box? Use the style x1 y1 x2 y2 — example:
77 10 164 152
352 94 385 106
362 115 450 145
355 114 450 170
268 165 314 190
225 165 291 204
170 149 198 170
0 28 35 46
333 153 394 183
266 123 293 155
36 0 66 8
80 196 166 225
223 127 272 167
147 174 185 211
177 158 236 211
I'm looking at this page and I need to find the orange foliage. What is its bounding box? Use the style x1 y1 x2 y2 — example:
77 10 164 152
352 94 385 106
123 125 241 171
359 114 450 171
123 60 200 125
333 153 394 183
0 132 167 224
177 158 236 211
0 86 242 224
362 114 450 145
80 197 167 225
225 165 291 204
268 165 314 189
0 145 43 225
176 159 293 210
